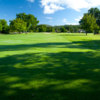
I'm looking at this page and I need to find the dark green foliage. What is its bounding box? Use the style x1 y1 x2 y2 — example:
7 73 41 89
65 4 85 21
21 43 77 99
60 26 67 32
10 18 27 33
35 24 55 33
0 8 100 34
16 13 26 21
45 26 55 32
46 26 53 32
55 28 61 33
36 25 47 32
36 24 80 33
52 27 55 32
16 13 39 32
88 8 100 18
54 25 80 33
80 14 99 34
0 23 2 32
0 19 9 34
3 26 10 34
80 8 100 34
88 8 100 31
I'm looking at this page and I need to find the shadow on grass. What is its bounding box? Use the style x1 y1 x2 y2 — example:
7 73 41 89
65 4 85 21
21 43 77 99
73 40 100 50
0 51 100 100
0 40 100 52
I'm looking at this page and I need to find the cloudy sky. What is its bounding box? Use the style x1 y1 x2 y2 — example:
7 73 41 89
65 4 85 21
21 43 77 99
0 0 100 25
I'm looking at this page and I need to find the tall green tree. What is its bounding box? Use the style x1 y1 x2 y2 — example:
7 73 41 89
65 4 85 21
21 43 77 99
10 18 27 33
88 8 100 31
0 19 9 33
16 13 39 32
79 14 99 35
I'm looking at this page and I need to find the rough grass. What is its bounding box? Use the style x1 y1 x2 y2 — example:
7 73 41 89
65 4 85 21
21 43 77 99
0 33 100 100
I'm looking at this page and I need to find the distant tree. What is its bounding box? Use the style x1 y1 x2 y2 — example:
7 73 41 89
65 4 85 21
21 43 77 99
0 23 2 32
69 26 74 33
0 19 9 33
16 13 39 32
4 26 10 34
46 26 52 32
54 27 61 33
52 27 55 32
61 25 80 33
54 25 80 33
79 14 99 35
60 26 67 32
37 25 47 32
27 14 39 31
88 8 100 33
10 18 27 33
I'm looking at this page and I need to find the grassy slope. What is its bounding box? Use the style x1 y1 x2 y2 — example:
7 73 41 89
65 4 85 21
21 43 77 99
0 33 100 100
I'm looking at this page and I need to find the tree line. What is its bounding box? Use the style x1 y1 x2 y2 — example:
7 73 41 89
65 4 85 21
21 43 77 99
80 8 100 35
0 7 100 34
0 13 80 34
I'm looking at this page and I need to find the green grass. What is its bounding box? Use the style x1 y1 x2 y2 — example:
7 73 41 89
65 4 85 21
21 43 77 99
0 33 100 100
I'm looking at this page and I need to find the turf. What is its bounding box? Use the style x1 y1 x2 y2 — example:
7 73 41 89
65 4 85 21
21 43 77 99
0 33 100 100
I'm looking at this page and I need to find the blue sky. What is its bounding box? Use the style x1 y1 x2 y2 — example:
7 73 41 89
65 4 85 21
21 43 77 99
0 0 100 26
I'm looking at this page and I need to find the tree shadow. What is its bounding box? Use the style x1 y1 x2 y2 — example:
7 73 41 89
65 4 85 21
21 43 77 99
0 43 72 51
73 40 100 50
0 51 100 100
0 40 100 52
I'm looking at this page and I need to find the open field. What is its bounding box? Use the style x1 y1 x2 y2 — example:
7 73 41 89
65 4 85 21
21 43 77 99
0 33 100 100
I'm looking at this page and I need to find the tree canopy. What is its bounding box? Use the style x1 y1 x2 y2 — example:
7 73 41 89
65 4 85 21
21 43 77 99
88 8 100 27
36 25 47 32
0 19 9 33
80 14 99 34
10 18 27 33
79 7 100 34
16 13 39 32
60 26 67 32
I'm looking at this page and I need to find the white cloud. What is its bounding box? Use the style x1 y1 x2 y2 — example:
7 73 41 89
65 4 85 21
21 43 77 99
42 3 65 14
41 0 100 14
63 18 79 25
75 16 82 22
27 0 34 3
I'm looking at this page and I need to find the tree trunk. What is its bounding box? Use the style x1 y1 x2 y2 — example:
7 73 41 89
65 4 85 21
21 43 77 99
86 32 87 36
